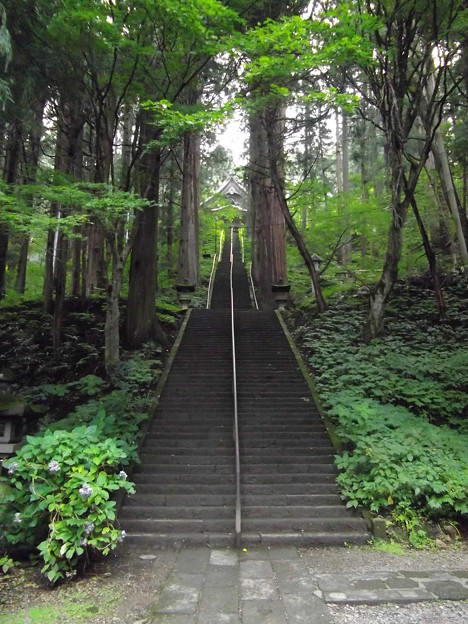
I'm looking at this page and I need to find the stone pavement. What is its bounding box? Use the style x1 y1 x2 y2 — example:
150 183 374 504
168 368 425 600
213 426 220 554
147 546 468 623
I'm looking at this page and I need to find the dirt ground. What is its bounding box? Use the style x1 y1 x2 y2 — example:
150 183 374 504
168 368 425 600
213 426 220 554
0 542 178 624
1 540 467 624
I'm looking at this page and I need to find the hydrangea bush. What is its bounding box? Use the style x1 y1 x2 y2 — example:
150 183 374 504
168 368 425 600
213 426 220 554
0 417 134 583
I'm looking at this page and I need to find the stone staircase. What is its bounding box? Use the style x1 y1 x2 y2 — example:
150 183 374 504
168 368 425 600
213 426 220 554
118 235 369 546
119 308 237 545
236 310 368 545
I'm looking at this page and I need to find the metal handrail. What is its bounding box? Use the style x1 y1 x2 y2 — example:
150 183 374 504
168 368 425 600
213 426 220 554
206 253 217 309
230 227 242 547
218 228 225 261
249 263 259 310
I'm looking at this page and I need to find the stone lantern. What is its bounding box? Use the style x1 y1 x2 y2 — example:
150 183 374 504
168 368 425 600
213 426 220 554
176 282 196 310
311 253 323 295
0 397 26 456
272 280 291 311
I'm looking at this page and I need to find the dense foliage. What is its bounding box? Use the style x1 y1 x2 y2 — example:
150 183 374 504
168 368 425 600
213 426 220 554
291 279 468 540
0 298 182 582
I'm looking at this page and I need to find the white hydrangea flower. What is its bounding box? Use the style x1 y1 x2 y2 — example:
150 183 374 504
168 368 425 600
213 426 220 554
79 483 93 499
48 460 61 473
7 462 19 475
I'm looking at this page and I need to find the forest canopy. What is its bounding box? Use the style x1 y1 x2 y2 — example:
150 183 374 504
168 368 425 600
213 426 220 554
0 0 467 365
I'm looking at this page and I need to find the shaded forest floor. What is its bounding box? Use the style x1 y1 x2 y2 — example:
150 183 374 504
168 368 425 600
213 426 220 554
288 274 468 545
0 296 183 433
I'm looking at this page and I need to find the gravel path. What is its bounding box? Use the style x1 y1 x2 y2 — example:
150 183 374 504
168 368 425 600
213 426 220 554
300 544 468 623
329 601 468 624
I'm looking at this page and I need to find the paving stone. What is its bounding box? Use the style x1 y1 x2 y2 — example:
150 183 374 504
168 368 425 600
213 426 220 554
239 560 274 579
168 573 205 591
395 588 438 602
324 588 434 604
268 546 300 561
424 580 468 600
400 570 435 579
199 585 239 613
271 560 308 578
241 599 287 624
210 549 239 566
385 577 420 589
240 547 270 561
153 573 204 614
175 548 210 573
278 574 317 595
352 579 388 590
273 561 316 595
316 576 354 592
205 565 239 588
151 614 197 624
240 578 279 600
154 585 200 614
197 613 239 624
282 593 333 623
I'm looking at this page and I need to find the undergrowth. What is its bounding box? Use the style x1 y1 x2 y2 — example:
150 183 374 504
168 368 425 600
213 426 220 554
290 279 468 540
0 299 180 583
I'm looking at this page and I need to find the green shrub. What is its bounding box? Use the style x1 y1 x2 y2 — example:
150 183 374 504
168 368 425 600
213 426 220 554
0 418 134 584
332 394 468 516
290 284 468 529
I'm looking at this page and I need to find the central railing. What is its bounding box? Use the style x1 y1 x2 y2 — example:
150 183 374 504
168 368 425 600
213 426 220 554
230 227 242 547
206 253 217 309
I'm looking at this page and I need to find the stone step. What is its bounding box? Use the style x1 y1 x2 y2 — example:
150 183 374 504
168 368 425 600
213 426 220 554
120 518 235 533
240 531 369 547
241 473 338 484
132 473 236 485
139 447 234 456
240 462 337 473
120 505 235 519
138 454 235 464
131 483 339 496
242 505 352 519
241 516 366 533
125 493 236 506
132 463 234 474
125 532 236 547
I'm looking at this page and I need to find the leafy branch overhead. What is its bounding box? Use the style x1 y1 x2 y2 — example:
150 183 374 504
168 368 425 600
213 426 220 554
0 180 150 235
142 99 235 146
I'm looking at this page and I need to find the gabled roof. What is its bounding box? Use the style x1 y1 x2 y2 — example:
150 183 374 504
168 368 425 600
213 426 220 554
204 175 248 211
213 175 247 201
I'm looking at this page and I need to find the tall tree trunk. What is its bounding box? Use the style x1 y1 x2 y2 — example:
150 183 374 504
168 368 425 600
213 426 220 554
14 236 29 293
125 112 166 347
52 233 68 352
104 220 132 372
48 94 85 350
177 130 200 288
430 128 468 267
15 98 45 294
302 103 312 233
249 107 288 308
166 152 177 277
340 110 352 264
408 192 446 318
0 120 22 296
364 145 409 341
71 230 82 297
85 93 115 295
264 108 326 313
